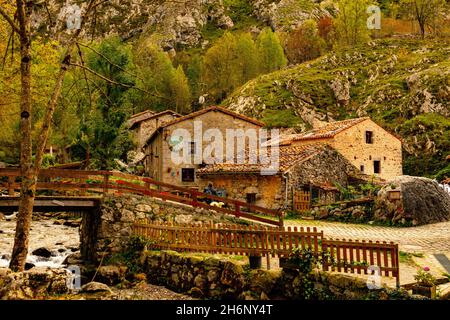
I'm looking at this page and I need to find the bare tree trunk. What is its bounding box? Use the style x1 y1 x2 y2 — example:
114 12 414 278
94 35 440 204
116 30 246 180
8 0 98 272
9 0 34 272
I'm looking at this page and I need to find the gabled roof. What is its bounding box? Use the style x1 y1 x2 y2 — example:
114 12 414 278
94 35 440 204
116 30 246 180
288 117 370 141
143 106 264 146
196 143 330 175
158 106 264 129
269 117 402 145
128 109 181 129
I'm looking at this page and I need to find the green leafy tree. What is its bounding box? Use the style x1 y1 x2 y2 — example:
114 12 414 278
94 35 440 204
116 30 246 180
85 36 135 169
170 65 192 113
203 32 240 102
256 28 287 73
335 0 372 46
235 32 260 83
134 40 175 111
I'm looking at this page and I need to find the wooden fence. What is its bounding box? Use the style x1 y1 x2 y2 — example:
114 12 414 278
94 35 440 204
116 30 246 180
132 219 322 257
322 238 400 287
132 220 400 286
0 168 283 226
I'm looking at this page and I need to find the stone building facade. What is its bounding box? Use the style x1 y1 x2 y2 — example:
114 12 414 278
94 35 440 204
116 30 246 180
276 118 403 181
128 110 181 149
143 106 264 187
197 144 367 210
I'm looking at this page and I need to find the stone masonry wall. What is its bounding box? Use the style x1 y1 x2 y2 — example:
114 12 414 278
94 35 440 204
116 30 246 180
148 110 262 187
85 195 245 260
197 174 284 209
329 119 403 180
142 250 414 300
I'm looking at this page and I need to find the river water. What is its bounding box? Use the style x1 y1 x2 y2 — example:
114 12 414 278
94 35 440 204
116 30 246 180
0 218 80 269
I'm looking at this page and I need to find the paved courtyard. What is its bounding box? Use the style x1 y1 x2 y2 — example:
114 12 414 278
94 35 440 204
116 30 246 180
284 219 450 286
285 219 450 253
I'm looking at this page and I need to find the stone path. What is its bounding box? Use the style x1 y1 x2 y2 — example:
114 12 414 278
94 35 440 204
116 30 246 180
112 282 194 300
285 219 450 253
285 219 450 287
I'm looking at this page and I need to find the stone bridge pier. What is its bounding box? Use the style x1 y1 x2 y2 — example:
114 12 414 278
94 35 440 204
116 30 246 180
79 194 240 263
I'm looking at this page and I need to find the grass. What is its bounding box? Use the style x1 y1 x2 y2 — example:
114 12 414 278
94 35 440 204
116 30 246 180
399 251 424 265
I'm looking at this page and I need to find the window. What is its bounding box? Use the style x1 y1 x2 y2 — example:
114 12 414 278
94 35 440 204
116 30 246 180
365 131 374 144
181 168 195 182
373 160 381 174
246 193 256 204
360 165 365 173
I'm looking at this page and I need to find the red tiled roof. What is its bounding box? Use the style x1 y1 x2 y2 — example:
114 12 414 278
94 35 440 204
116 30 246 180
157 106 265 129
288 117 370 141
196 143 329 175
128 109 181 128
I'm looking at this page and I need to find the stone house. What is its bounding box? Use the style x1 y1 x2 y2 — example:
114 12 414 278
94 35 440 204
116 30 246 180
196 143 367 210
273 117 402 181
128 109 181 149
143 106 264 187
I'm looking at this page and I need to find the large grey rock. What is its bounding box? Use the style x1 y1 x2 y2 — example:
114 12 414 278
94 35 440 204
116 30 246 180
375 176 450 225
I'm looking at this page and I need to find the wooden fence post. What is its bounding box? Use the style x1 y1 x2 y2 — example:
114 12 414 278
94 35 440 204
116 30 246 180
395 243 400 288
192 190 198 207
235 202 240 217
7 176 14 196
103 174 109 196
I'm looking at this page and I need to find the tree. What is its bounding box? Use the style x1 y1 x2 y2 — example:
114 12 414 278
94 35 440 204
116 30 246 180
401 0 447 39
202 32 239 102
285 19 326 64
170 65 191 114
85 37 135 170
256 28 287 73
0 0 100 271
317 16 335 49
235 32 260 83
133 38 197 113
334 0 371 46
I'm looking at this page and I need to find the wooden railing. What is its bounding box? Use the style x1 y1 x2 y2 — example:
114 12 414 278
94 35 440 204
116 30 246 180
132 219 321 257
132 220 400 286
0 168 283 226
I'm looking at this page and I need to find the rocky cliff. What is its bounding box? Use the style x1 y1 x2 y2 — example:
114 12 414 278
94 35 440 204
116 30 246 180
32 0 333 47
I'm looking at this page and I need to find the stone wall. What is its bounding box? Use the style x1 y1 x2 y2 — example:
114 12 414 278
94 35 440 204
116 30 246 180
82 195 245 261
197 175 284 209
142 250 414 300
329 119 403 180
146 109 262 187
0 268 70 300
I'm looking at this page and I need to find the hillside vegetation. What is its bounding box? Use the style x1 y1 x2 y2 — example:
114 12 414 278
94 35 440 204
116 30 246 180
224 39 450 177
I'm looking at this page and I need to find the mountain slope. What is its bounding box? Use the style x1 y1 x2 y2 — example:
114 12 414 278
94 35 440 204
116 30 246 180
224 39 450 177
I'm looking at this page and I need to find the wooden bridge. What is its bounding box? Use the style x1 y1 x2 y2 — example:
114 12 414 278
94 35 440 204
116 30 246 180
0 168 283 226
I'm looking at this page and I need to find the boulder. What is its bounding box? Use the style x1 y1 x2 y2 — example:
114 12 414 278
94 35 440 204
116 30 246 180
375 176 450 225
0 212 5 220
94 265 127 286
81 282 112 294
32 247 52 258
24 263 35 270
63 253 82 265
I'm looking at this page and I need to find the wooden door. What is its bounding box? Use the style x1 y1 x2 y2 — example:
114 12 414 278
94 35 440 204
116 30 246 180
293 189 311 212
